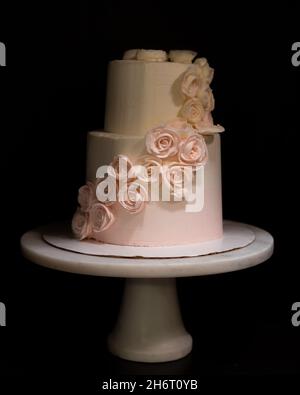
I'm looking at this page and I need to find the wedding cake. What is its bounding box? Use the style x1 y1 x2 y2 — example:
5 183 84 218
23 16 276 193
72 49 225 246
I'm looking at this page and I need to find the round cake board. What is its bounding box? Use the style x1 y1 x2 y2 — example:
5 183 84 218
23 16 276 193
43 220 255 259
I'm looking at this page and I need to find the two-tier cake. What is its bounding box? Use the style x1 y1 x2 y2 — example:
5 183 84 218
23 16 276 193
71 49 224 246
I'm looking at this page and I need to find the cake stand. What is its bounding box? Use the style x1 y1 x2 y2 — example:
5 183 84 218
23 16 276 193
20 221 273 363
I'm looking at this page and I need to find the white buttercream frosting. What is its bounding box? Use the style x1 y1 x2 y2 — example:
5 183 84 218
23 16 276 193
169 50 197 64
136 49 167 62
122 49 138 60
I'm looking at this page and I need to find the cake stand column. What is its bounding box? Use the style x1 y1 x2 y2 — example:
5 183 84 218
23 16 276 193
107 278 192 363
21 222 274 363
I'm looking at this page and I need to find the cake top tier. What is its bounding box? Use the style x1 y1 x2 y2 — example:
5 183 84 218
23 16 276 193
104 49 224 137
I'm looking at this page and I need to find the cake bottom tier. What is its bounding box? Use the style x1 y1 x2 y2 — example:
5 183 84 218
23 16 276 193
86 131 223 246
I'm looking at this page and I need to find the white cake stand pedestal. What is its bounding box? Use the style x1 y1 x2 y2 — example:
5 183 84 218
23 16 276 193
20 222 273 363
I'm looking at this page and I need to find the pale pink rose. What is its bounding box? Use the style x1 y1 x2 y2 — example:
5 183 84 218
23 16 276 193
178 134 208 165
72 208 91 240
194 57 214 85
146 126 180 159
108 154 134 181
89 202 115 233
162 163 193 201
78 181 96 212
118 182 148 214
198 87 215 112
135 155 162 182
181 65 202 98
180 98 205 124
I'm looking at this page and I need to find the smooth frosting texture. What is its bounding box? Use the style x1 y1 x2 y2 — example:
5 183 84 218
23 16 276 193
84 132 222 245
86 131 145 181
104 60 189 136
104 58 223 137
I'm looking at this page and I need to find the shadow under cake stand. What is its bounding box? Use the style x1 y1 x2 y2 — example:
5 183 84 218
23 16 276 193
21 221 273 363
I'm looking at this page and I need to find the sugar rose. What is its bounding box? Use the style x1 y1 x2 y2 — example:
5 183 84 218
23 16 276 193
72 208 91 240
78 181 96 212
194 57 214 85
198 87 215 112
90 202 115 233
146 126 180 159
135 155 163 183
119 182 148 214
181 65 202 98
178 134 208 166
162 163 193 201
180 98 205 124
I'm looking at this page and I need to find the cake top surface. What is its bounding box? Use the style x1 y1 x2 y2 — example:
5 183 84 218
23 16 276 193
122 49 198 64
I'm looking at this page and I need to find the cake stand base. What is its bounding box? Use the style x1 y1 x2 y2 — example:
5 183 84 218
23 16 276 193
108 278 192 362
21 221 273 363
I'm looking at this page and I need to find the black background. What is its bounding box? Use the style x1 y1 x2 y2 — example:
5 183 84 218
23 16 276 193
0 1 299 392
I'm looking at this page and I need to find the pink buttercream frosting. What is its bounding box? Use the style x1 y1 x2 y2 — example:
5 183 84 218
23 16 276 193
89 202 115 233
72 121 211 241
78 181 96 212
178 133 208 165
72 208 91 240
72 181 116 239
